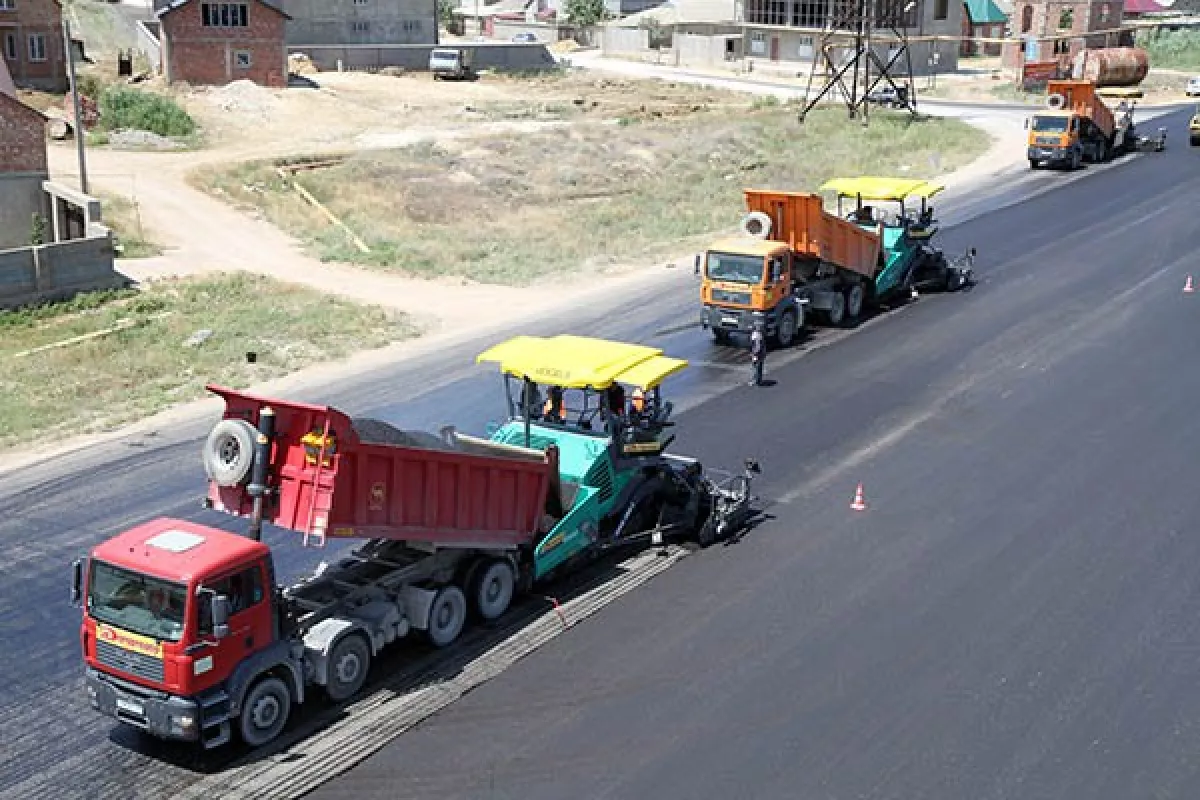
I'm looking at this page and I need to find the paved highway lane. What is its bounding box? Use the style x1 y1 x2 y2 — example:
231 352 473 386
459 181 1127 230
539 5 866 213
307 115 1200 799
0 111 1191 799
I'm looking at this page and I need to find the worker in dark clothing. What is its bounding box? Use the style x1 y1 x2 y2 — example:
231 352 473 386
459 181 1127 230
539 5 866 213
749 326 766 387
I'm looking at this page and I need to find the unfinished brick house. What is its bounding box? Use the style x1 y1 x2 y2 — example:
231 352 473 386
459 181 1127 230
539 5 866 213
1001 0 1126 68
0 0 67 92
154 0 290 88
0 57 48 249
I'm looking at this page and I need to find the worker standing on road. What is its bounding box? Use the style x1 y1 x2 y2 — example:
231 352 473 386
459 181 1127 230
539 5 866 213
749 325 766 387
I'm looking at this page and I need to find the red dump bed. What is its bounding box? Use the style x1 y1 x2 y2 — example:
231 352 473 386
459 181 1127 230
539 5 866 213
205 385 555 548
744 189 880 279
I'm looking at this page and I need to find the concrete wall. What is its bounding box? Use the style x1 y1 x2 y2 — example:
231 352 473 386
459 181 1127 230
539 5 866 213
290 41 557 71
0 174 48 250
136 19 163 73
0 233 124 310
283 0 437 45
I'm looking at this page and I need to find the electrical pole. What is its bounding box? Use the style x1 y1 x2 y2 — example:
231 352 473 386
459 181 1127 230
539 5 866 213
62 17 89 195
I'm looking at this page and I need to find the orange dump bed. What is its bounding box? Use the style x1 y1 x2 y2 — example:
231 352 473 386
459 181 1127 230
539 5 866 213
1047 80 1116 138
744 189 881 279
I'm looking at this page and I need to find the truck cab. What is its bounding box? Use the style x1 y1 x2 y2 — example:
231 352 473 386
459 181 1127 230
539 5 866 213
76 518 289 749
429 47 474 80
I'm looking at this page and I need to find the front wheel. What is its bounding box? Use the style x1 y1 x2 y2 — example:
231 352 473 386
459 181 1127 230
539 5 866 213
775 308 799 348
239 676 291 748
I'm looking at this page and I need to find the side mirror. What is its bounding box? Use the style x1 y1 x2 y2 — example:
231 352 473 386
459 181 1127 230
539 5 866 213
71 558 84 607
968 247 977 259
1023 118 1029 129
744 458 762 475
211 594 231 639
693 253 702 276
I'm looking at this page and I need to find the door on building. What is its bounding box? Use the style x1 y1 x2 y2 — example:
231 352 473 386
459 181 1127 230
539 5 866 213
769 36 779 61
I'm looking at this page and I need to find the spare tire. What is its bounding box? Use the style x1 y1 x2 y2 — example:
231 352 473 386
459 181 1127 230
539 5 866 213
203 419 258 487
741 211 773 239
1046 92 1066 110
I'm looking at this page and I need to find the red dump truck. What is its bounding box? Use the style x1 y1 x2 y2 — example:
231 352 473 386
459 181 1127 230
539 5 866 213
74 386 572 750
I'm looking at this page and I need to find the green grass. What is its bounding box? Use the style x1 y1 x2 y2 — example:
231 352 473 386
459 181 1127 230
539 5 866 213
1138 29 1200 72
97 85 197 137
0 274 418 447
190 105 989 286
97 191 162 258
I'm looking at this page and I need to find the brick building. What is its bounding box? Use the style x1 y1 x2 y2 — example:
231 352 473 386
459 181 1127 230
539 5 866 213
154 0 290 87
0 57 48 249
1002 0 1125 68
0 0 67 92
961 0 1008 56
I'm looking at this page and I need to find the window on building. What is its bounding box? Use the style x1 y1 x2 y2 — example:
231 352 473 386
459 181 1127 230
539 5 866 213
1020 4 1033 32
201 2 249 27
403 19 422 32
934 0 948 20
27 33 45 62
1099 3 1110 23
749 30 766 55
352 20 370 32
1057 7 1072 28
354 0 369 4
3 32 16 61
235 49 251 68
0 0 15 12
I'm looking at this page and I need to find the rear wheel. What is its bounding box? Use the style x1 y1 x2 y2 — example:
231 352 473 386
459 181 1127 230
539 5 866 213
712 328 731 345
426 586 467 647
825 291 846 327
845 283 865 320
325 634 371 702
470 559 516 622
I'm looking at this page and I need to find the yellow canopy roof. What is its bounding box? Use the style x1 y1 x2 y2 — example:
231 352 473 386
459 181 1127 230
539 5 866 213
476 335 689 390
819 176 946 202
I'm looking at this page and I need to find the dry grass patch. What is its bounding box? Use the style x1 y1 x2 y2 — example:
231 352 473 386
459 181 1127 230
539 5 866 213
97 191 162 258
0 274 417 448
192 102 989 286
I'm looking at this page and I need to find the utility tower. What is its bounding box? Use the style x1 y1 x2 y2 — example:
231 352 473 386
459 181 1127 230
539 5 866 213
798 0 920 125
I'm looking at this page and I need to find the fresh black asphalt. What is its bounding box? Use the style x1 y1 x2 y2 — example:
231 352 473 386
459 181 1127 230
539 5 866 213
1 109 1196 799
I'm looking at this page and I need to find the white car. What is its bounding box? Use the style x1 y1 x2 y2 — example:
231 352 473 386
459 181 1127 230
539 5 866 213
1187 76 1200 97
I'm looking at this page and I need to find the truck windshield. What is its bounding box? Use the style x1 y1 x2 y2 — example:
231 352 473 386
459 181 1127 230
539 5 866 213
1031 116 1069 133
87 560 188 643
706 252 764 284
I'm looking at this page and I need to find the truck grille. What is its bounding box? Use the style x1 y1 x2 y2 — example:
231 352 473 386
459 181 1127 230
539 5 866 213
710 289 752 306
1035 136 1059 146
96 640 165 683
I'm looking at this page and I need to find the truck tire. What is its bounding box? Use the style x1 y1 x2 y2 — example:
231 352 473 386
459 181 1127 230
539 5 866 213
239 676 291 748
470 559 515 622
775 308 799 348
203 419 258 487
712 329 731 345
426 585 467 647
845 283 865 320
1029 159 1039 170
825 291 846 327
325 634 371 702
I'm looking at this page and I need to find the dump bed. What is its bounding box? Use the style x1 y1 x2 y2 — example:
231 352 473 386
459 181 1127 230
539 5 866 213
744 189 880 279
1047 80 1115 138
204 385 555 548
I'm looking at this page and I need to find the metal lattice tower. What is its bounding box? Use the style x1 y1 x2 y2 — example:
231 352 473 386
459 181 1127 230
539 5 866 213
798 0 920 125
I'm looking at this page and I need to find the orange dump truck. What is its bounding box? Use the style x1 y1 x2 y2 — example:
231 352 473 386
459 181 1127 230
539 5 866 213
699 189 881 347
1026 79 1141 169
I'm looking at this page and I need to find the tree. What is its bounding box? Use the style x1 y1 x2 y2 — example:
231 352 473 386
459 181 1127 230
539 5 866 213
30 213 47 246
437 0 461 33
565 0 607 27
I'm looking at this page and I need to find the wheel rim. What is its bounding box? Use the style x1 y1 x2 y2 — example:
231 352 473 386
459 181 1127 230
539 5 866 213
334 651 362 685
217 436 241 469
250 691 281 731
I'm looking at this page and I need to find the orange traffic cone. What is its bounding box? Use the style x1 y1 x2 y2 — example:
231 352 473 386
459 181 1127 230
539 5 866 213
850 483 867 511
1185 275 1195 294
